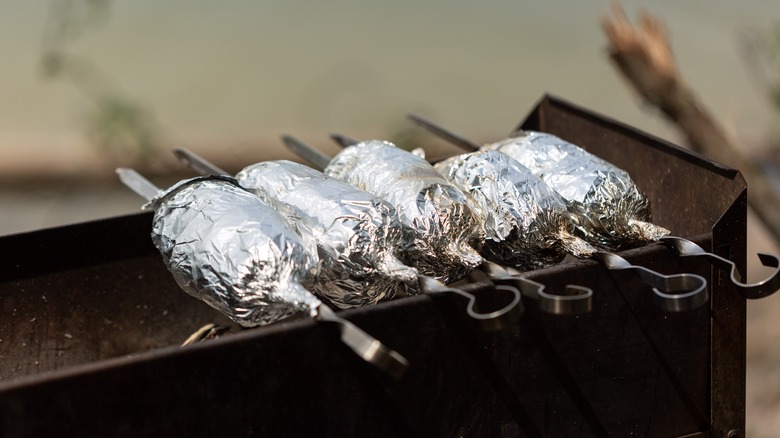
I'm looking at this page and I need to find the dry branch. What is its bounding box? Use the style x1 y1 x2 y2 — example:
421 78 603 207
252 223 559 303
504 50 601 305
602 4 780 245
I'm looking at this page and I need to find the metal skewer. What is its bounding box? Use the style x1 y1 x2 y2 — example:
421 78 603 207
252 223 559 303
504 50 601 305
281 135 335 169
328 133 361 150
481 262 593 315
172 147 526 330
116 167 410 379
405 114 482 151
659 236 780 299
116 167 160 201
593 251 708 312
280 136 332 170
174 148 230 176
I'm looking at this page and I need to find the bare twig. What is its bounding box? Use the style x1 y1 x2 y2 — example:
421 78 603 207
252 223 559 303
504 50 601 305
602 3 780 245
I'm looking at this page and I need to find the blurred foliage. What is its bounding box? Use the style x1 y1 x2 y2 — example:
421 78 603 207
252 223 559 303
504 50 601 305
41 0 161 166
740 25 780 160
42 0 110 46
86 97 160 164
741 25 780 111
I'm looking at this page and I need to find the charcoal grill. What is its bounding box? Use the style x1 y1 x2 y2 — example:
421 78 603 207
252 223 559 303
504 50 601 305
0 95 755 436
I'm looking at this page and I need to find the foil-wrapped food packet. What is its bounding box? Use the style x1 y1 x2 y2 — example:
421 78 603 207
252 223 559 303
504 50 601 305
435 150 595 270
235 160 419 308
144 175 321 327
483 131 669 250
324 140 485 283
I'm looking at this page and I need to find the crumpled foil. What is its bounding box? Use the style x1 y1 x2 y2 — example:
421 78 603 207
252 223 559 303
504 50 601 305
144 175 321 327
325 140 484 283
483 131 669 251
435 150 595 270
235 160 419 308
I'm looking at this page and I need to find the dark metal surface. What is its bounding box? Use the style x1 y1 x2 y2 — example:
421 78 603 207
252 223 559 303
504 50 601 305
0 95 748 437
478 239 714 436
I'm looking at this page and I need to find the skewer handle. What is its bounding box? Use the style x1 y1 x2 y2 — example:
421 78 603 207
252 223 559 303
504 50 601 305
482 261 593 315
660 236 780 300
594 251 709 312
418 276 524 331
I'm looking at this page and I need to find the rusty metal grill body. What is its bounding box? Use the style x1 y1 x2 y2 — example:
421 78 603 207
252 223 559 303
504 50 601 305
0 95 746 437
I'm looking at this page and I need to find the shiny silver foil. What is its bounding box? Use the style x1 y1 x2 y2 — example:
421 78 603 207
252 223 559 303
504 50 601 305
235 160 419 309
483 132 669 250
435 150 595 270
325 140 484 283
144 175 322 327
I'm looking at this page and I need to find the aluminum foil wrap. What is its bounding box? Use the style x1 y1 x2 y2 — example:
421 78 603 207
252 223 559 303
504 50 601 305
435 150 595 270
483 132 670 250
235 160 419 308
324 140 484 283
144 175 321 327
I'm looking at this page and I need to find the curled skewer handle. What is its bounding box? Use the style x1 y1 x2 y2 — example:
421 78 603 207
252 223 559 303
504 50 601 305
316 305 409 380
418 276 523 331
659 236 780 300
593 251 709 312
517 278 593 316
482 262 593 315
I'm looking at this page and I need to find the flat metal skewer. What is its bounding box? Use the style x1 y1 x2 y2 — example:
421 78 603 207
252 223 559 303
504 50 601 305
660 236 780 299
482 261 593 315
593 251 708 312
406 113 481 151
329 133 361 148
173 147 230 176
116 168 160 202
315 305 409 380
417 275 524 331
281 135 332 170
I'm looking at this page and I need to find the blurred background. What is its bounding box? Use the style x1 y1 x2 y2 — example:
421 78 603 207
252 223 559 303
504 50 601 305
1 1 779 435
